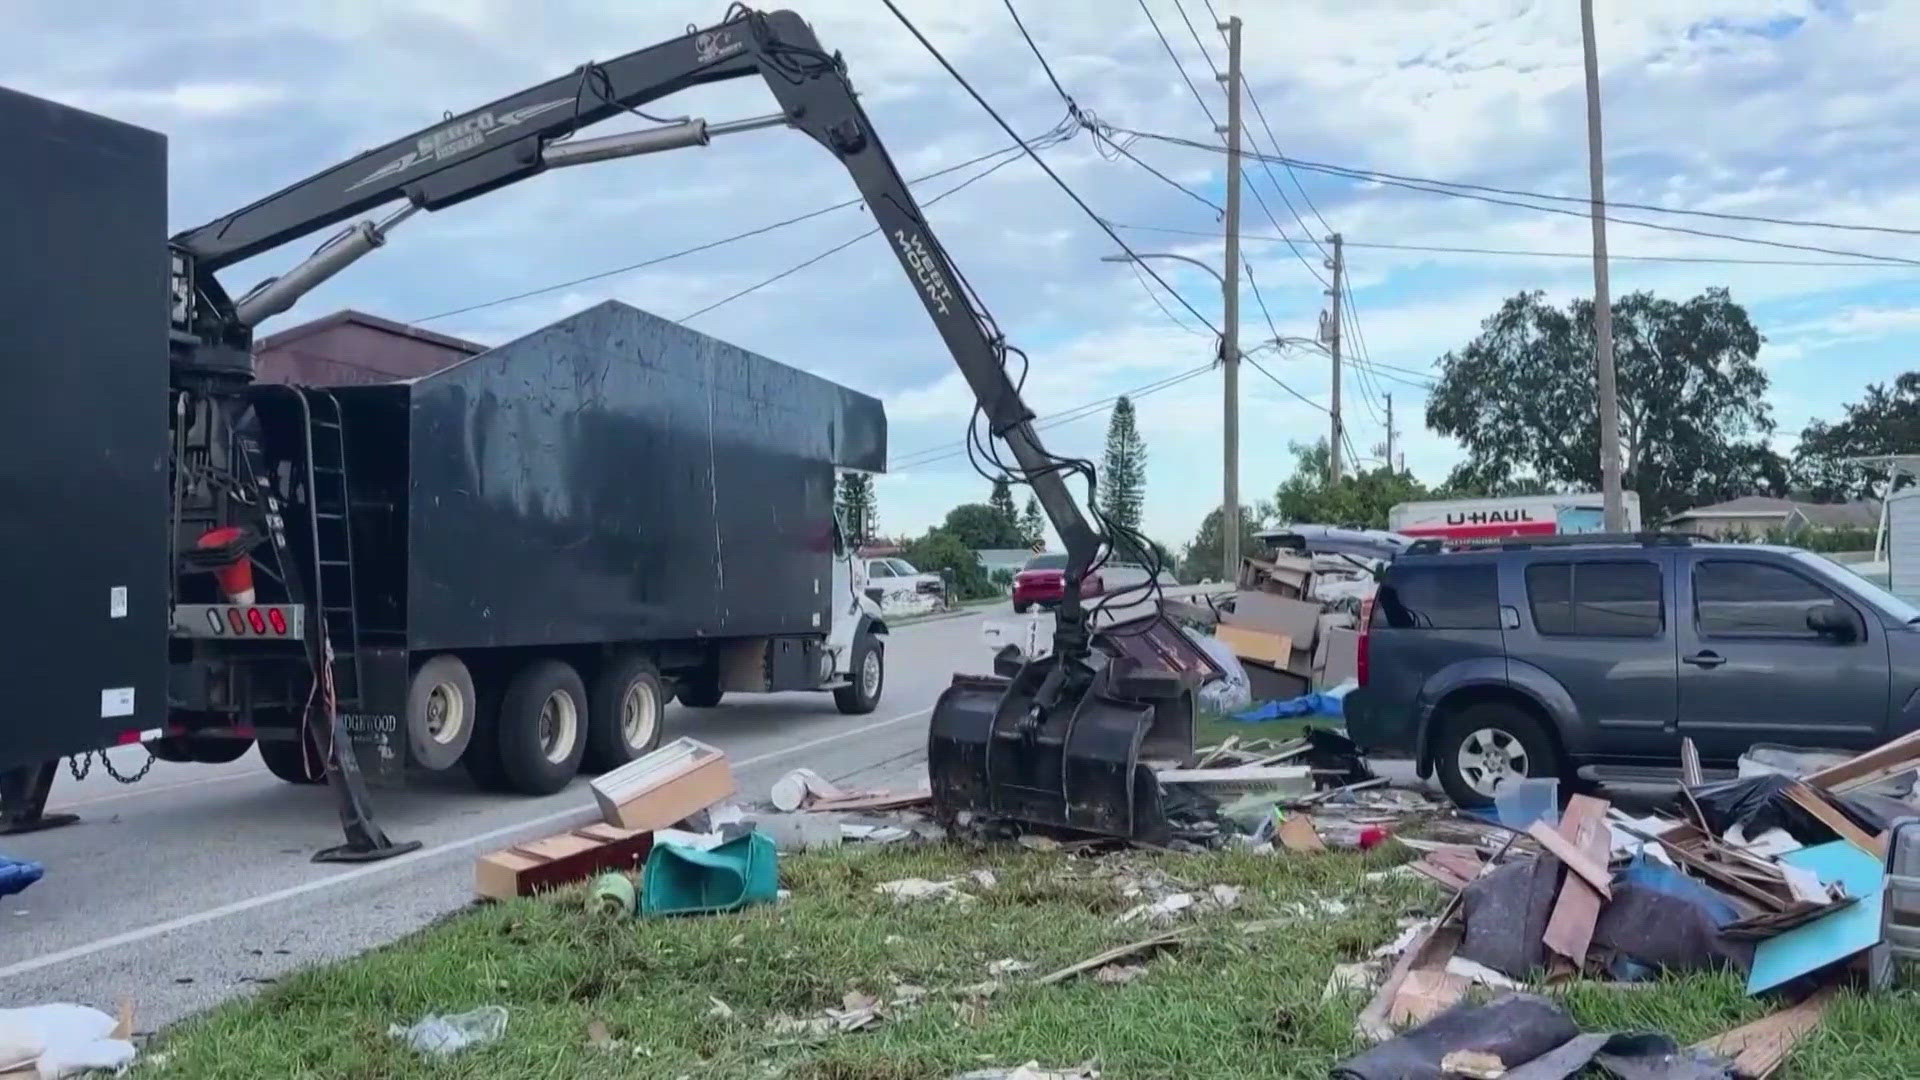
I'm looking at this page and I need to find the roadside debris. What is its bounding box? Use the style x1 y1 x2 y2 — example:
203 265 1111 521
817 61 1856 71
388 1006 508 1059
0 1001 136 1078
590 736 735 831
951 1064 1098 1080
0 855 43 899
474 823 653 901
1036 928 1189 985
875 877 973 903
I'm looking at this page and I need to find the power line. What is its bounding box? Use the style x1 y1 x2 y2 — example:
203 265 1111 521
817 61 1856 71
680 138 1052 323
411 135 1052 325
1105 219 1920 268
1128 259 1211 337
1199 0 1337 240
1119 128 1920 266
1002 0 1076 107
1137 0 1218 130
890 362 1216 470
896 0 1222 334
1243 352 1329 414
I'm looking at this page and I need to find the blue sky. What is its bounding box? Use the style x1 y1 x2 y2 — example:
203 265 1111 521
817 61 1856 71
8 0 1916 548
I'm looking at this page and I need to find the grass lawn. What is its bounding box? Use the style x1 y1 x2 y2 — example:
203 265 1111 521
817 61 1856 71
141 843 1920 1079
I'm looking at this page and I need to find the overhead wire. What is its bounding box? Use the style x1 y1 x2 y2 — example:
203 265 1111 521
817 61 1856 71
1197 0 1338 240
1116 128 1920 266
1243 352 1328 414
1104 220 1917 268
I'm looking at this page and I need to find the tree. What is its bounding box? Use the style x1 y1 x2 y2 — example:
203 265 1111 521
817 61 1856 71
835 472 876 542
1793 373 1920 501
899 529 994 600
1426 288 1787 521
1019 496 1046 547
989 478 1020 539
1273 439 1429 529
1177 502 1271 584
1099 396 1148 533
941 502 1024 549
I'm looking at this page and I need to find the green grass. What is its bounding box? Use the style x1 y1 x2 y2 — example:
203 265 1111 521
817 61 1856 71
139 843 1920 1079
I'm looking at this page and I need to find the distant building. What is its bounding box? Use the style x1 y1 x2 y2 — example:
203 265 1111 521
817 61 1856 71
253 309 485 386
1666 495 1879 539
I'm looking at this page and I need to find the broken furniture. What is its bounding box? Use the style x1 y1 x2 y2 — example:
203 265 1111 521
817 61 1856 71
590 737 735 831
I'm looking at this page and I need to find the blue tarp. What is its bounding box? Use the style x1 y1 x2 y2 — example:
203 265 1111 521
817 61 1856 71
0 854 44 898
1230 680 1355 723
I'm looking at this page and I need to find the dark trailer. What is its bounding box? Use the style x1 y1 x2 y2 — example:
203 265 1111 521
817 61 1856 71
224 299 890 795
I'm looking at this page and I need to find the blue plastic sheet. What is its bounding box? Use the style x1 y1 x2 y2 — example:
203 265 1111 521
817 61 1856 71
1231 680 1354 723
0 854 44 898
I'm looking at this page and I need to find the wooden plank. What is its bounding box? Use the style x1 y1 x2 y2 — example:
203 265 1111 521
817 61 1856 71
1034 928 1189 985
1621 824 1789 911
475 824 653 900
1526 820 1612 898
1542 794 1612 966
1693 988 1834 1079
1783 781 1887 859
1803 729 1920 792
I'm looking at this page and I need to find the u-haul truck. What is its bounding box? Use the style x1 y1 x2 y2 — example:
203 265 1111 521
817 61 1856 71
1387 491 1642 543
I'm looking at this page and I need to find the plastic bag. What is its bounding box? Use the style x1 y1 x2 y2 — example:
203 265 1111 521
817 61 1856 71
1681 773 1891 845
388 1006 508 1058
0 1003 134 1079
1184 628 1251 713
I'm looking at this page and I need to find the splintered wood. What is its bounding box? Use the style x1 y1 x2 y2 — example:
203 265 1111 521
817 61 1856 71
1541 795 1612 967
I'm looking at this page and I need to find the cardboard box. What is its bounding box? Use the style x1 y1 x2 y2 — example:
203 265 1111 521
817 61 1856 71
1311 612 1356 672
1286 645 1315 678
1239 553 1314 598
1318 626 1361 688
1225 592 1325 649
1213 625 1292 667
475 822 653 900
590 736 735 831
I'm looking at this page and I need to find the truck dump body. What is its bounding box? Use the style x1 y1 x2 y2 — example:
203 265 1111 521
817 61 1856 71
335 300 885 652
0 89 170 771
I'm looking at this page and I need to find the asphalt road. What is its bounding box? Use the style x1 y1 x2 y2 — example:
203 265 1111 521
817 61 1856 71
0 607 1000 1030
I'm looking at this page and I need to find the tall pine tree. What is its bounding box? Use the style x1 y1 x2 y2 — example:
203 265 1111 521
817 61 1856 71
1099 396 1147 533
988 478 1020 541
1020 496 1046 547
836 472 877 542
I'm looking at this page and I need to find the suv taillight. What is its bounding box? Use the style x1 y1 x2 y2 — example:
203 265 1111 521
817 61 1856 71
1356 597 1374 687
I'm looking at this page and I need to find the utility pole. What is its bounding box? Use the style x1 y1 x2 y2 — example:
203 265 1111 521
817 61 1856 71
1390 388 1405 468
1581 0 1625 531
1322 233 1345 482
1217 15 1243 579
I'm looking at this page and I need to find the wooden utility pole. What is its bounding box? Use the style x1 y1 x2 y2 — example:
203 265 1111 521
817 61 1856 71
1323 233 1345 482
1218 15 1243 578
1581 0 1625 531
1384 392 1395 473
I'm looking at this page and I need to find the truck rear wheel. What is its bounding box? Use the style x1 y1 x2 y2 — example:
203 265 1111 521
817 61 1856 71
187 737 255 764
496 659 588 796
583 654 666 773
407 654 476 773
676 671 724 709
834 636 884 715
258 734 325 785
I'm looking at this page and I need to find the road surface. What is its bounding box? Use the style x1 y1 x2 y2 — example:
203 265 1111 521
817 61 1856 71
0 607 1000 1030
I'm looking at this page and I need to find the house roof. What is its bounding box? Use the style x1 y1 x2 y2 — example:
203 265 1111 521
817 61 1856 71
253 309 486 357
1667 496 1879 529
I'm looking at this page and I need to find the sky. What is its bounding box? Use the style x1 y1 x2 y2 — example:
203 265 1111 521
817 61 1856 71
9 0 1917 550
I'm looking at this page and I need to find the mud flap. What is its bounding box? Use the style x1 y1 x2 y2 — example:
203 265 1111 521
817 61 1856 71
929 646 1197 841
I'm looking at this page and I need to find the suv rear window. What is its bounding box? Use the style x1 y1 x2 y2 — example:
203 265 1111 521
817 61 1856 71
1374 563 1500 629
1023 553 1066 571
1526 561 1663 637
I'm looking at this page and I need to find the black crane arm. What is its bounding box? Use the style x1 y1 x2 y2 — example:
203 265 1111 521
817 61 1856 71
172 7 1107 661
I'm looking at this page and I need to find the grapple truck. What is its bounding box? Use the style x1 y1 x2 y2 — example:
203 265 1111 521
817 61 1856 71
0 6 1204 857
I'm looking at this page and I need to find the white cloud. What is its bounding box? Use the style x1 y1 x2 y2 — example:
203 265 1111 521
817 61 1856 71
8 0 1919 546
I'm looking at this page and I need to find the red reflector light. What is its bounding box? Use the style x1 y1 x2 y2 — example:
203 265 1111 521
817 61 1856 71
247 608 267 634
267 608 288 635
226 608 246 634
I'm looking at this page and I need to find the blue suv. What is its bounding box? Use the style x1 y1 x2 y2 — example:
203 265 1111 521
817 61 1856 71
1343 534 1920 807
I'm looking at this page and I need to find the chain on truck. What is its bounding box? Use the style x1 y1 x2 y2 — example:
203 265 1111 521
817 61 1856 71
1 5 1215 858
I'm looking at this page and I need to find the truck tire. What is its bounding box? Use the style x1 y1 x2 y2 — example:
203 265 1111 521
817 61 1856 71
258 735 325 785
1433 701 1561 810
496 659 589 796
1013 601 1031 614
407 654 476 773
583 654 667 773
834 636 884 715
187 737 255 764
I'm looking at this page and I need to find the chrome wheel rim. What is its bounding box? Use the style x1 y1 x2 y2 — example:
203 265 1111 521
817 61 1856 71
860 649 882 698
538 690 579 764
622 680 658 750
425 682 466 747
1457 727 1527 797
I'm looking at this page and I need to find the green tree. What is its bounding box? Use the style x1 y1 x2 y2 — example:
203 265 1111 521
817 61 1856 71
941 502 1024 549
835 472 876 542
989 478 1020 539
1273 439 1429 529
1177 502 1271 583
1426 288 1787 521
1099 396 1148 533
1019 496 1046 546
899 529 994 600
1793 373 1920 501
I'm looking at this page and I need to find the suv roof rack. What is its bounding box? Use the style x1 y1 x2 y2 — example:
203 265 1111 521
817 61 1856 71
1404 531 1709 556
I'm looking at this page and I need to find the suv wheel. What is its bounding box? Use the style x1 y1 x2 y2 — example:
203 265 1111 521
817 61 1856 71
1433 701 1561 809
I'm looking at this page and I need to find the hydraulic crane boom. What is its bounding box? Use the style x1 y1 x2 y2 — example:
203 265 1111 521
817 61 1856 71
170 6 1197 840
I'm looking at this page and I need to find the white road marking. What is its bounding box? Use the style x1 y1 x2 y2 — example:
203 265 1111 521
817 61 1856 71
52 768 264 810
0 706 933 981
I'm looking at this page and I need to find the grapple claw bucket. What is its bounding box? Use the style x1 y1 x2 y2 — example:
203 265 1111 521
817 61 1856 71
928 612 1216 842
